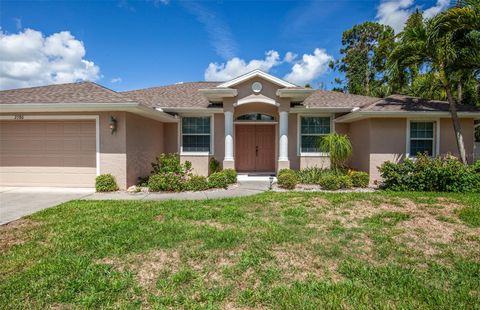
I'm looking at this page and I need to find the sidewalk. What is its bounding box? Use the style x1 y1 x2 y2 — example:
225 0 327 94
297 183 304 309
83 180 271 201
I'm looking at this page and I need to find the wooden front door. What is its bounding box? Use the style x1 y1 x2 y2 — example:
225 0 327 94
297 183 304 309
235 125 275 172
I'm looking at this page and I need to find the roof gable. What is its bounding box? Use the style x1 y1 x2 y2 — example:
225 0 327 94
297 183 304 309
217 69 297 88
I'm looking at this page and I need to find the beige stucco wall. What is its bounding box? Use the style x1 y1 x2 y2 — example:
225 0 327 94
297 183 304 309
180 155 210 176
213 113 225 165
368 118 406 182
440 118 475 163
164 123 178 154
347 119 370 173
125 112 164 187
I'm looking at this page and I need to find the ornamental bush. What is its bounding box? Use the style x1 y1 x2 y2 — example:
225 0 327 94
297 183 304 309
277 169 299 189
185 175 209 191
209 158 221 174
151 153 192 176
148 172 185 192
319 174 352 190
208 171 228 189
379 155 480 192
297 167 327 184
223 169 237 184
349 171 370 188
95 174 118 192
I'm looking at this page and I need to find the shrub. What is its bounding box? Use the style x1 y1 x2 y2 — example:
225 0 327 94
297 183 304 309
95 174 118 192
223 169 237 184
208 171 228 189
379 155 480 192
209 158 221 174
277 170 299 190
148 172 185 192
185 175 209 191
319 133 352 171
298 167 326 184
319 174 352 190
350 171 370 188
151 153 192 176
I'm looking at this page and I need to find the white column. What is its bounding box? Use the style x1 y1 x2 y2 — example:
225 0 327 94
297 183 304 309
279 111 289 161
224 111 234 161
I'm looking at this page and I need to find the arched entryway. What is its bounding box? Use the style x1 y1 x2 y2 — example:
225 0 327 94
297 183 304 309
235 113 276 173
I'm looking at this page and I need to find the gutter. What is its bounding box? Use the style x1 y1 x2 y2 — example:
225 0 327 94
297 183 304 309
0 102 179 123
334 110 480 123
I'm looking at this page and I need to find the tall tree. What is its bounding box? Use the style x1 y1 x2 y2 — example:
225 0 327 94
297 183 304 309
332 22 395 96
389 0 480 164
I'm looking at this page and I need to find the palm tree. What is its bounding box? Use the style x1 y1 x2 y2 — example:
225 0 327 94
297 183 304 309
388 1 479 164
319 133 353 172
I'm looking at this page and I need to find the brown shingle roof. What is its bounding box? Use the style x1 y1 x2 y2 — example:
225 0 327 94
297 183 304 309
361 94 480 112
0 82 134 104
303 90 380 108
121 82 220 108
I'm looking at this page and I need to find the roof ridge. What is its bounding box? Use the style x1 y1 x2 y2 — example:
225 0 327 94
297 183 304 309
0 81 97 93
120 81 220 93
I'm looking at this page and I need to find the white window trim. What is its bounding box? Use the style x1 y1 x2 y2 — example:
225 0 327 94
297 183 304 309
297 114 334 157
406 118 440 158
0 114 100 175
179 114 214 156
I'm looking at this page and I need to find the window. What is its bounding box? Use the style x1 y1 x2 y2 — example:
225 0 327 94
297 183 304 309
409 121 435 156
181 116 211 153
300 116 331 153
237 113 274 121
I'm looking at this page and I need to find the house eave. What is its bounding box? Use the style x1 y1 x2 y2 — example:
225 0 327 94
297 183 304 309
290 106 354 113
217 69 297 88
158 107 224 114
198 88 237 100
276 89 315 99
0 102 179 122
335 111 480 123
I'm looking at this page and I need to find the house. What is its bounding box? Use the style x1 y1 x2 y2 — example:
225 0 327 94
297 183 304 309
1 70 479 189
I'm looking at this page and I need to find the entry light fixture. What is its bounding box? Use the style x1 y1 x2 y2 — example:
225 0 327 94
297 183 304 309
109 116 117 134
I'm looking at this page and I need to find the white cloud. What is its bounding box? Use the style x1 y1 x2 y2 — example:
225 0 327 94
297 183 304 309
423 0 450 19
284 52 297 63
204 50 281 81
283 48 333 86
110 77 122 83
0 28 100 90
182 1 237 59
376 0 450 33
13 18 22 30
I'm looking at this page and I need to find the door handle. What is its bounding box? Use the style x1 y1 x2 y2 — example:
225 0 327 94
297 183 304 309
255 146 258 156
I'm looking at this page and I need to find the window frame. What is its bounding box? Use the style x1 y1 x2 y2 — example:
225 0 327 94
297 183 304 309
406 119 440 158
179 115 214 155
297 114 334 157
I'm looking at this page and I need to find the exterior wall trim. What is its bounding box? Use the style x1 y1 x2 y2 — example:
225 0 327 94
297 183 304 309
335 111 480 123
178 113 215 156
0 114 100 176
405 118 441 158
296 113 334 157
217 69 296 88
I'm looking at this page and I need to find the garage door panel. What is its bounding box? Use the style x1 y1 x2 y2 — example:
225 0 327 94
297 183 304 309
0 120 96 187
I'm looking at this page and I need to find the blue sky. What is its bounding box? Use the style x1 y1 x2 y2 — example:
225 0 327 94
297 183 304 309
0 0 449 91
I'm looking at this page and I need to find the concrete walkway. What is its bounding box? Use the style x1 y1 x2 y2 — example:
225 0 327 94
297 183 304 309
0 187 94 225
84 180 271 201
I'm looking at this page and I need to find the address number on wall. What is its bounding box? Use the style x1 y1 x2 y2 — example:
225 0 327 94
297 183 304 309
14 114 24 120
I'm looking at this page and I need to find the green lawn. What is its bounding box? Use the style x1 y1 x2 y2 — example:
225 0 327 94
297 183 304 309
1 192 479 309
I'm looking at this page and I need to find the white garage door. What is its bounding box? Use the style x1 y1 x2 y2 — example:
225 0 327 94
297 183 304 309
0 120 97 187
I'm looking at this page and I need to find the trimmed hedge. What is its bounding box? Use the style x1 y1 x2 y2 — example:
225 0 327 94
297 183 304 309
379 155 480 192
277 169 299 189
95 174 118 192
148 173 185 192
185 175 209 191
208 171 229 189
319 175 352 190
223 169 237 184
350 171 369 188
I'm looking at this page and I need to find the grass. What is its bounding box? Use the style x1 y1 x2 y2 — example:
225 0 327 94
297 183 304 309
1 191 479 309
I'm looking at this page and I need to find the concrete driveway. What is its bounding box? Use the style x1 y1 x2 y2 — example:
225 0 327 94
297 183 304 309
0 187 94 225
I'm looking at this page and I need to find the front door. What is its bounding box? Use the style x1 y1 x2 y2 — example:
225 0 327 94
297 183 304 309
235 124 275 172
